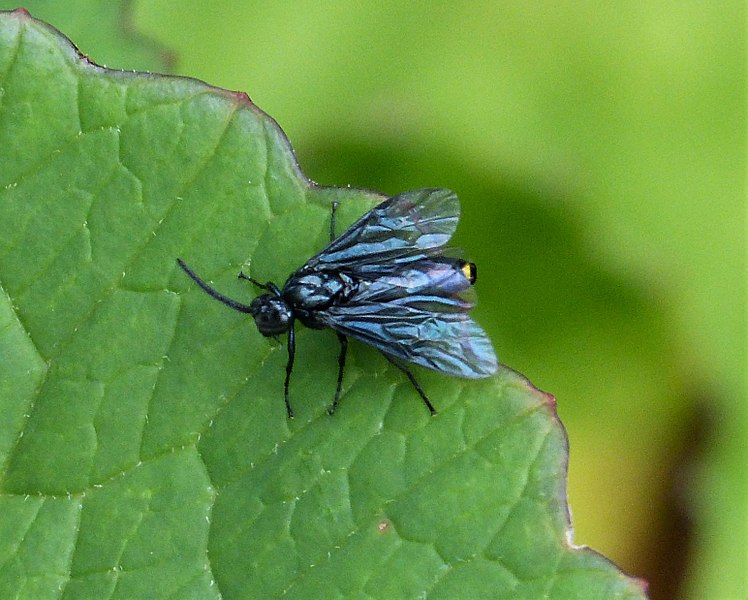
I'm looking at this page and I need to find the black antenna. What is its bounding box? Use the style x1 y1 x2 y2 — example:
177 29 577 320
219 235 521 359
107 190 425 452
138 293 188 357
238 271 280 295
177 258 255 313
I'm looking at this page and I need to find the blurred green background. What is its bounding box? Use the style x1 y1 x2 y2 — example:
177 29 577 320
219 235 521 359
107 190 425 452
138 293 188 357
6 2 744 599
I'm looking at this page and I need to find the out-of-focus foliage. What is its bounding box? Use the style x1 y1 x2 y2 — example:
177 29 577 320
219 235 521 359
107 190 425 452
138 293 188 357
5 2 743 598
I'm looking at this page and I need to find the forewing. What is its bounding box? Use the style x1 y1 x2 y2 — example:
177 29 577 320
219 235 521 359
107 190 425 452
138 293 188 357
306 189 459 270
350 257 476 306
322 299 498 379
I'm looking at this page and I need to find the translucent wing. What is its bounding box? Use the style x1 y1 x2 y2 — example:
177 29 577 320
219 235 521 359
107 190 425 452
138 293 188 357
347 257 477 306
301 188 497 377
322 298 498 379
305 189 459 270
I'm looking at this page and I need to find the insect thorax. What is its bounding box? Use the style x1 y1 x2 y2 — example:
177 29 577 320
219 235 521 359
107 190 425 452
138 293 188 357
282 270 357 328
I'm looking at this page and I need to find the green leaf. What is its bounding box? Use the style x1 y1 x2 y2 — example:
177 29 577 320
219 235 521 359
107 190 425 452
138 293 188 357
0 10 646 599
0 0 171 72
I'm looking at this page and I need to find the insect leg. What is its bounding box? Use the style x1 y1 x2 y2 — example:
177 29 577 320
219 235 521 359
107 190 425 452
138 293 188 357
284 321 296 418
381 353 437 416
328 333 348 415
330 201 339 242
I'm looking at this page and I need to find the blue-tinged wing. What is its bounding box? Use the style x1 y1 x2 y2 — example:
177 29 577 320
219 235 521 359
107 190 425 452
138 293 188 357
305 189 459 270
322 298 498 379
348 256 476 305
303 188 497 377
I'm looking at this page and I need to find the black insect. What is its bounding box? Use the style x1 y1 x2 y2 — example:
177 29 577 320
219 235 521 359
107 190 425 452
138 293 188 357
177 188 497 418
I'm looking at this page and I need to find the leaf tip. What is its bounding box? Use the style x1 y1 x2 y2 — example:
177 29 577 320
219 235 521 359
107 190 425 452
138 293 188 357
212 88 255 109
508 366 559 413
231 90 253 104
633 577 650 596
541 391 557 410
